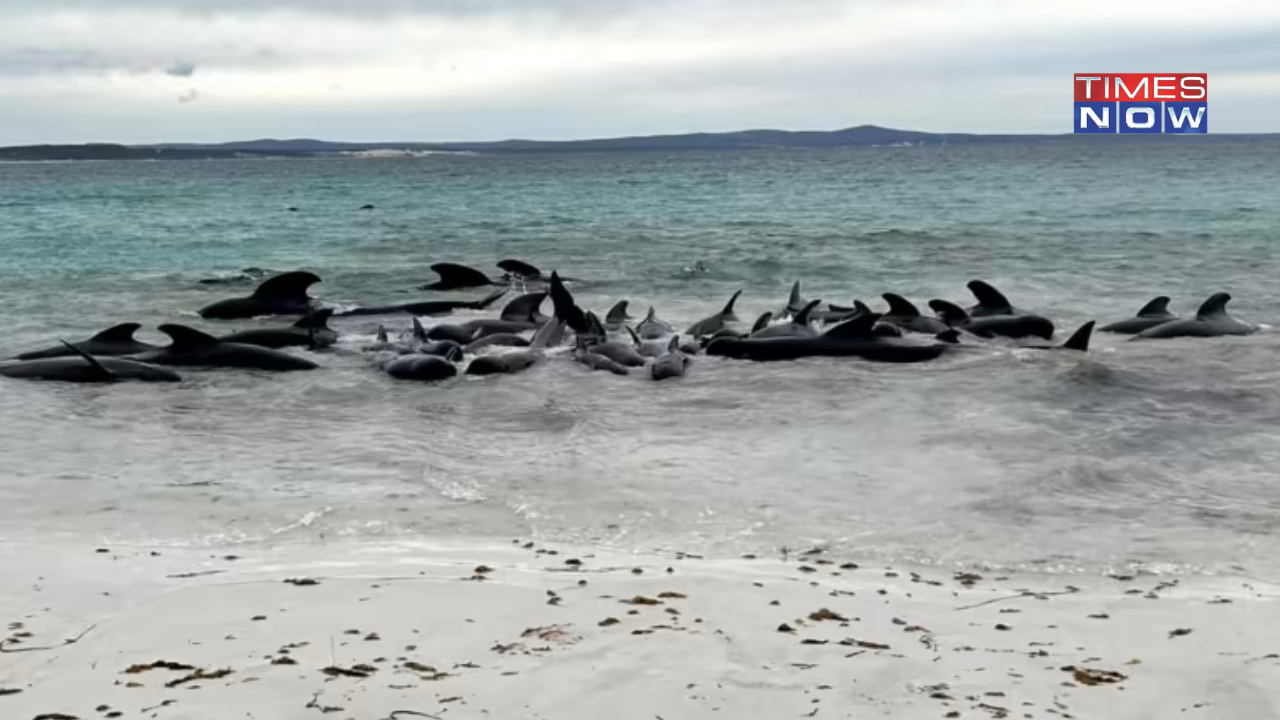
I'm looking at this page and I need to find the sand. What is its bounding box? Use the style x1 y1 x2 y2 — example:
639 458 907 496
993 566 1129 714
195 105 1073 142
2 539 1279 720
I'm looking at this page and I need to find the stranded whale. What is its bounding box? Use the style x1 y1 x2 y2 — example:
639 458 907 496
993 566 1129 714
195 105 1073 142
1132 293 1257 340
199 271 321 320
1099 296 1178 335
132 324 320 371
13 323 160 361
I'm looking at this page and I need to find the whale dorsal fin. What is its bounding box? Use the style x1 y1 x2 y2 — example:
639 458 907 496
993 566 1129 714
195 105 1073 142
667 336 681 353
606 300 630 324
786 281 801 309
794 299 822 326
497 258 542 279
967 280 1012 312
1195 292 1231 318
882 293 921 318
550 271 589 333
928 299 970 327
751 311 774 334
644 306 657 322
825 312 882 339
720 290 743 317
251 271 321 301
293 308 333 329
376 325 388 343
1061 320 1095 351
430 263 492 287
626 326 642 348
412 318 428 341
59 340 117 381
1137 296 1172 317
159 324 221 348
89 322 142 343
501 291 547 321
853 300 873 315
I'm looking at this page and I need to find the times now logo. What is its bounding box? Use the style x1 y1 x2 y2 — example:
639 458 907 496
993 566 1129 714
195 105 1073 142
1074 73 1207 134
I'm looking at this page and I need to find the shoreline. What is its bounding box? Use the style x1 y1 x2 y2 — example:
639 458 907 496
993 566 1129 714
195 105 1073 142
3 539 1278 719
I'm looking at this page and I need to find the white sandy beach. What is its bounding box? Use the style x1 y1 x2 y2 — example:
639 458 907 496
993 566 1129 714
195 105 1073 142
2 540 1278 720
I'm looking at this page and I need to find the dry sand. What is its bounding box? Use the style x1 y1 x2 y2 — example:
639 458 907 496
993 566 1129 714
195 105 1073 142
2 540 1279 720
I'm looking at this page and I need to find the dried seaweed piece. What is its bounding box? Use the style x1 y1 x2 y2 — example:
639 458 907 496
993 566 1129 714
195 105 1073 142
165 668 233 688
124 660 196 674
271 657 298 666
839 638 890 650
1066 666 1127 686
283 578 320 586
657 591 687 599
800 639 829 645
621 596 663 606
598 617 620 627
0 688 21 696
321 665 372 678
808 608 847 622
1169 628 1193 639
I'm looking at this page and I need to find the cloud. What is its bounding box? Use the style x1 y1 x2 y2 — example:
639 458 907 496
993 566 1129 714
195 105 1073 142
0 0 1277 143
166 61 197 78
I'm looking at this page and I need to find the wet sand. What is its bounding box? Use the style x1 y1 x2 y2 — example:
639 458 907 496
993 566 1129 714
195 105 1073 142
2 540 1278 720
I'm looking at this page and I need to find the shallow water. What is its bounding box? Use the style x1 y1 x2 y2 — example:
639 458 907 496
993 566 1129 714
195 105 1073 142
2 142 1280 575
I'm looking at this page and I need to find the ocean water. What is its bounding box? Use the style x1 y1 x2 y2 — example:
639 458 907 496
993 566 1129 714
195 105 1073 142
2 141 1280 576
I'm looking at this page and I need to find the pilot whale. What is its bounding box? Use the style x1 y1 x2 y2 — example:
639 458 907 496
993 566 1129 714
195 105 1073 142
928 300 1055 341
1099 296 1178 335
219 309 338 349
132 324 320 371
1132 292 1257 340
337 288 508 318
199 271 321 320
685 290 743 338
706 312 954 364
13 322 160 361
1 342 181 383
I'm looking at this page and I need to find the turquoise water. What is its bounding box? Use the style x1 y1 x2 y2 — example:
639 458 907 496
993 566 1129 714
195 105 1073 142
2 142 1280 575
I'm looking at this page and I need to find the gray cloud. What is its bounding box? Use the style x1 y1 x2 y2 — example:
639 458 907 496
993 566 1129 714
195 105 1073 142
166 61 198 78
0 0 1276 144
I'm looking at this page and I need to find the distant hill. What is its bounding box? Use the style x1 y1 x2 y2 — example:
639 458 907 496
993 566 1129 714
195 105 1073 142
3 125 1275 162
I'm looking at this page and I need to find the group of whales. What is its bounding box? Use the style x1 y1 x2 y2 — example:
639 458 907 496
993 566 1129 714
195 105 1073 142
0 257 1261 385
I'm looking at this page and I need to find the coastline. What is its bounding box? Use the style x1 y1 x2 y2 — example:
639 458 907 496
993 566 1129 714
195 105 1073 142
3 538 1277 719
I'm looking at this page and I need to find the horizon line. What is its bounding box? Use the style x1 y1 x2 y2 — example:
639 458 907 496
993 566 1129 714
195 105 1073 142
4 123 1278 149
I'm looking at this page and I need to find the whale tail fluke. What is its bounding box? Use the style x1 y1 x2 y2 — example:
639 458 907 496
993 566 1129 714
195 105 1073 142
549 271 590 334
1061 321 1096 351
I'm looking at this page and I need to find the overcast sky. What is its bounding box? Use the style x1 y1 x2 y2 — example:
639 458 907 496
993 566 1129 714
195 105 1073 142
1 0 1277 144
